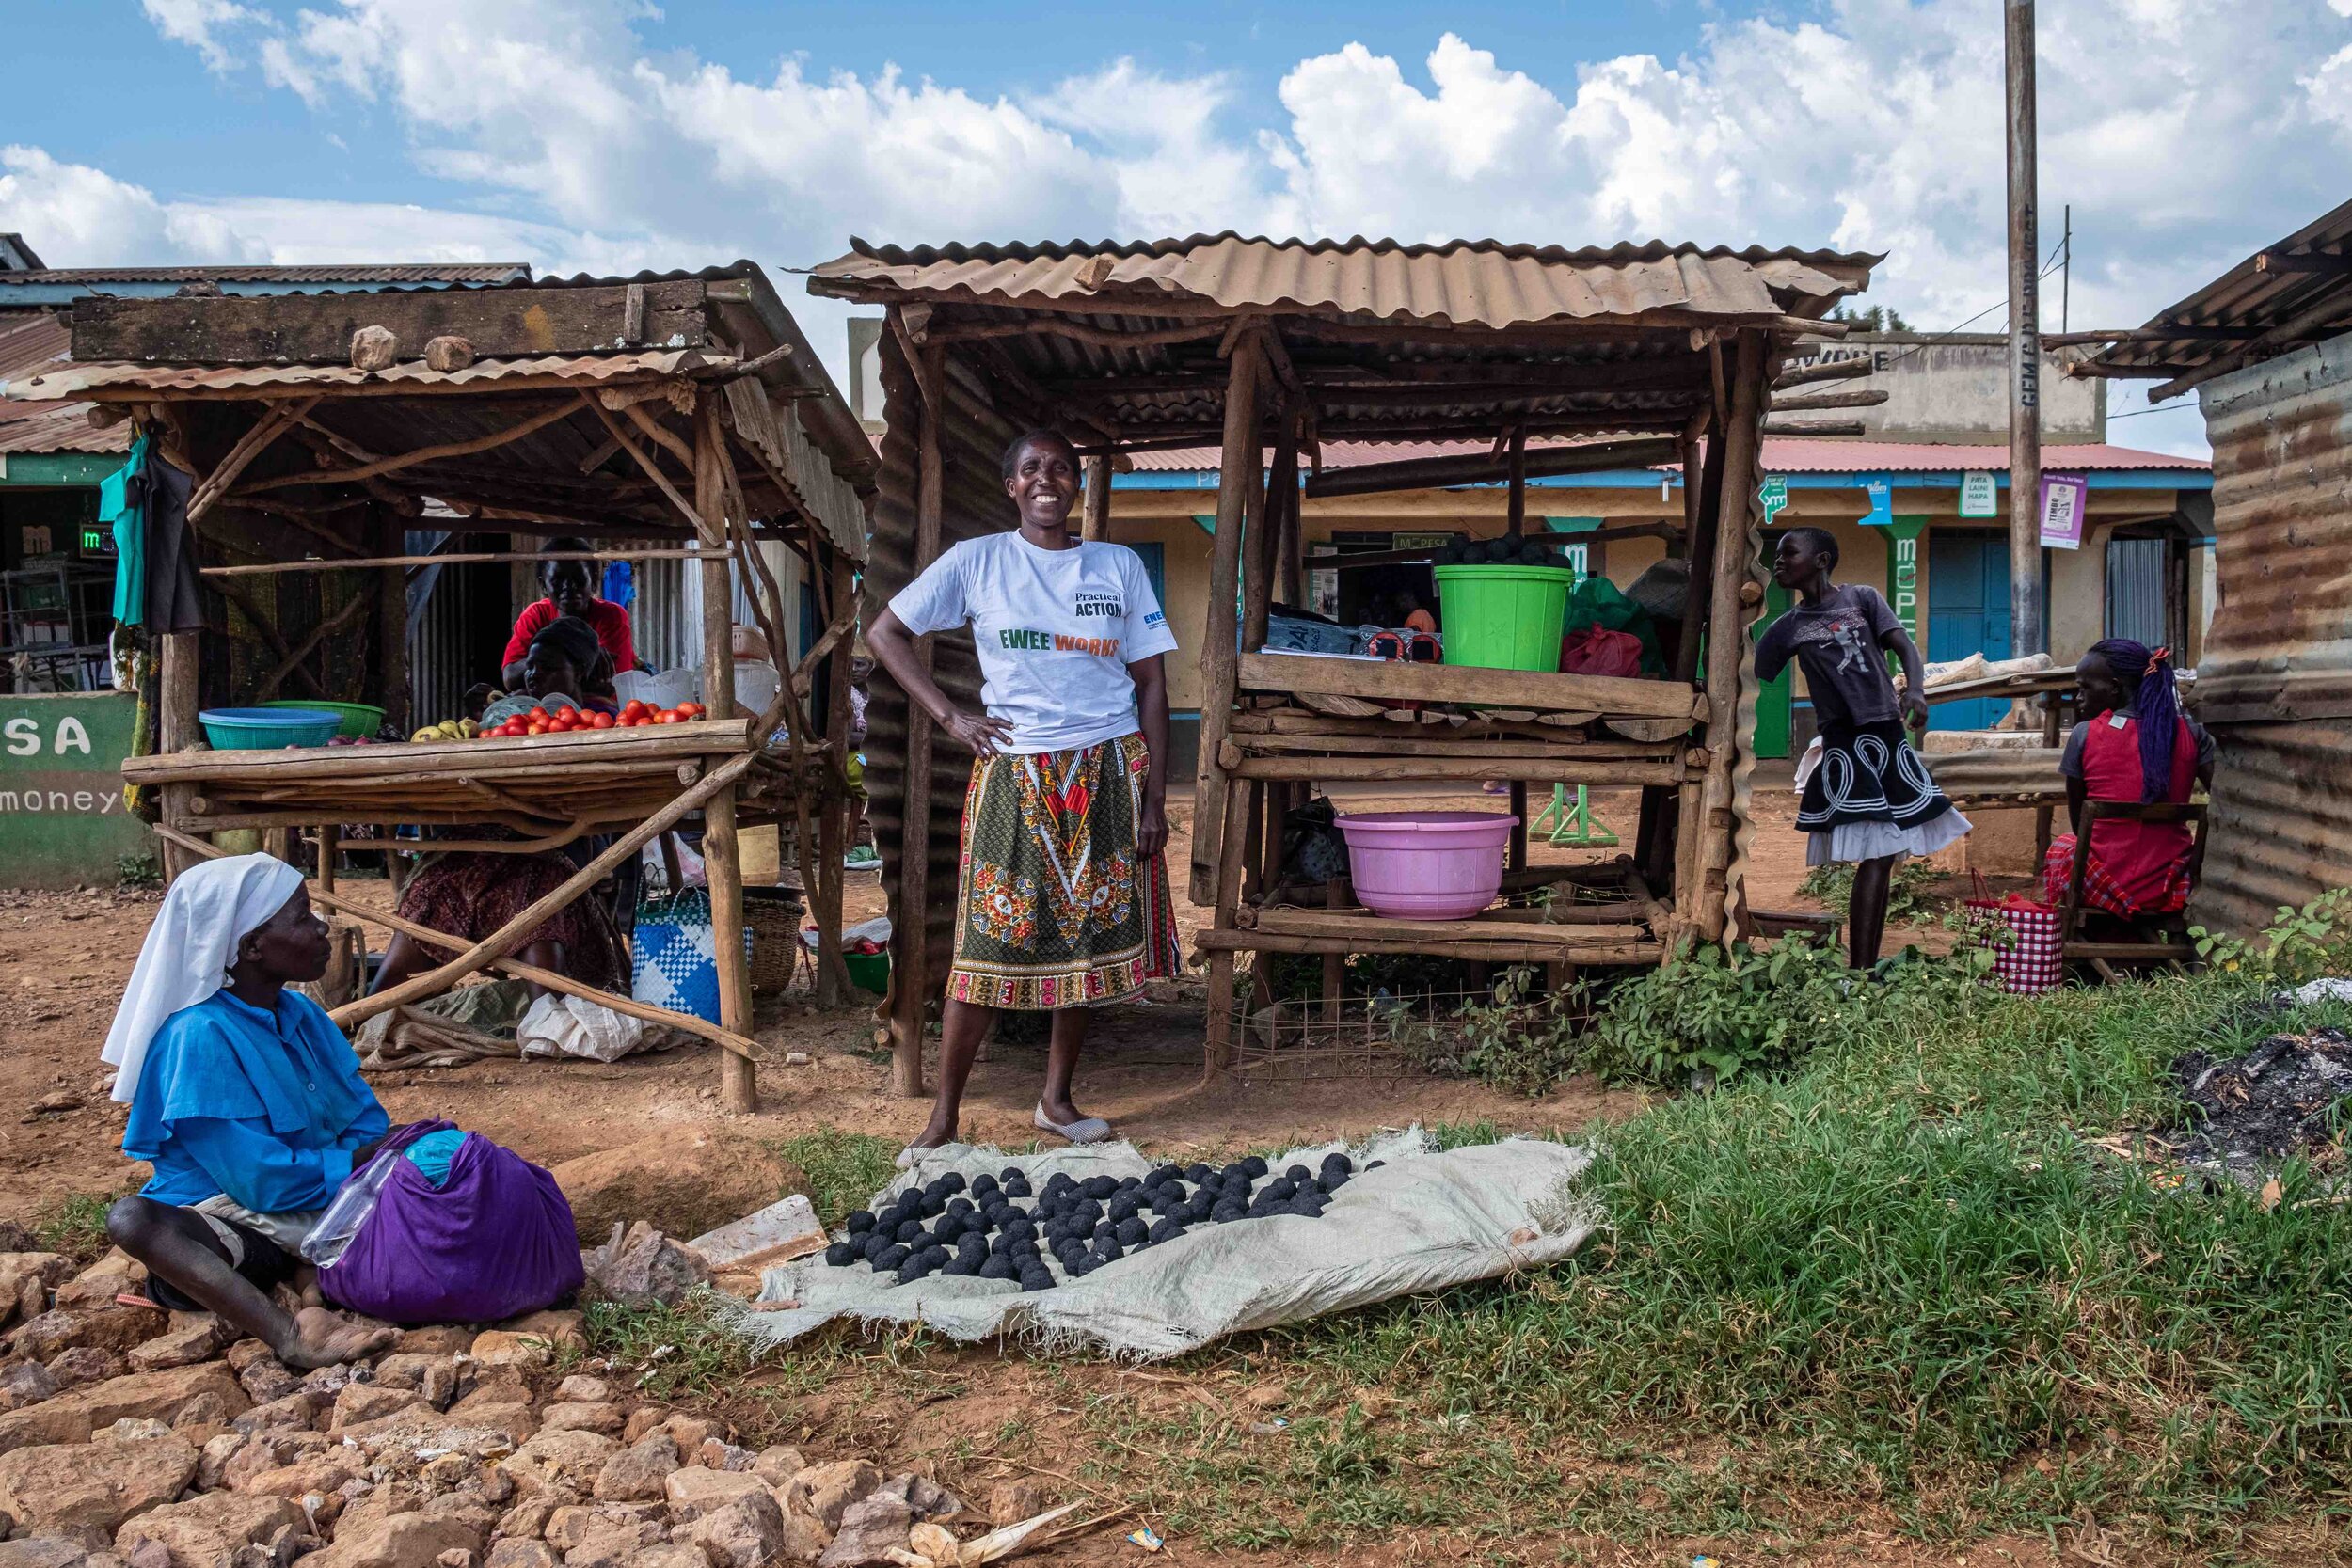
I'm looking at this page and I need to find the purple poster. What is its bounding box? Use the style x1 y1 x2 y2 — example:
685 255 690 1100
2038 472 2088 551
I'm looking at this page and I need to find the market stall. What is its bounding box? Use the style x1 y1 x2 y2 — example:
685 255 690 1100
807 235 1878 1085
10 264 874 1111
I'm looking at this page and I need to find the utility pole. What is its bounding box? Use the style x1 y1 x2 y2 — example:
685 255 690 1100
2005 0 2045 657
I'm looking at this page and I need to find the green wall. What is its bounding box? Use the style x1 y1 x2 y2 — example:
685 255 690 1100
0 692 151 887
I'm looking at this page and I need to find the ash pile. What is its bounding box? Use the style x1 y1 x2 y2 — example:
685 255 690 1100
2169 1026 2352 1187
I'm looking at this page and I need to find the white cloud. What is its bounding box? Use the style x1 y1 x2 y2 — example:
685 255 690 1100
84 0 2352 442
140 0 262 73
0 146 266 266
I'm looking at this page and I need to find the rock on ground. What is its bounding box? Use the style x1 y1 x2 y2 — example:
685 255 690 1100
782 1460 880 1531
308 1511 480 1568
679 1491 785 1568
815 1495 913 1568
579 1223 708 1311
587 1433 678 1502
0 1434 199 1533
115 1491 307 1568
13 1307 166 1363
549 1133 810 1246
500 1429 618 1496
660 1465 768 1522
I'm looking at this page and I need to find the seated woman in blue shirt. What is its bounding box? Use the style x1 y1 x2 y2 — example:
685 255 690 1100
102 854 399 1369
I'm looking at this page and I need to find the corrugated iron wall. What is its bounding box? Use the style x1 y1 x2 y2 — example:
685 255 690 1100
2187 331 2352 935
862 329 1019 984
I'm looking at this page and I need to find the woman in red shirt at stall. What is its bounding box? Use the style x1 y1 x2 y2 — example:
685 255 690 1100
501 538 636 688
2042 638 2215 929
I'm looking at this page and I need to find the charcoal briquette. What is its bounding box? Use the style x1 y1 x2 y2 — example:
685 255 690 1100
978 1256 1015 1281
946 1196 975 1218
1115 1176 1143 1193
1106 1196 1139 1223
1093 1236 1123 1262
1149 1164 1185 1188
1263 1179 1295 1203
1115 1216 1149 1246
825 1242 855 1266
1241 1155 1270 1179
1210 1200 1247 1222
892 1219 923 1243
1183 1163 1213 1183
1019 1269 1055 1291
845 1211 876 1235
1321 1152 1353 1175
1288 1196 1324 1217
896 1258 935 1284
1284 1164 1311 1184
874 1243 911 1271
1146 1217 1186 1244
1080 1175 1118 1200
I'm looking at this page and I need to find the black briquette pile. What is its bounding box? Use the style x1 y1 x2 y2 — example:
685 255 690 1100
820 1151 1382 1289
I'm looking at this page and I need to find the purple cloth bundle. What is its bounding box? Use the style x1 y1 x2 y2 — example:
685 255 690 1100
320 1119 583 1324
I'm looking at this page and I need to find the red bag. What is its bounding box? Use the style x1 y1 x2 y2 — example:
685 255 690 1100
1559 626 1643 677
1961 874 2063 994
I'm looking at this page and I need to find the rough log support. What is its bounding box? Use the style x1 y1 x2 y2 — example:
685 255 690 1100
693 413 757 1115
891 333 947 1099
1190 330 1264 906
1690 330 1769 944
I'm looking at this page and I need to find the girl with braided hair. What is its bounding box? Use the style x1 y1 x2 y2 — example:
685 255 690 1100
2044 638 2216 923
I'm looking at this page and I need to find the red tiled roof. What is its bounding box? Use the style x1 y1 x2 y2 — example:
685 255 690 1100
1127 436 2208 476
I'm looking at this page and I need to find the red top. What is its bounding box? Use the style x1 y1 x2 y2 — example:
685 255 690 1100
2080 711 2197 914
502 598 636 673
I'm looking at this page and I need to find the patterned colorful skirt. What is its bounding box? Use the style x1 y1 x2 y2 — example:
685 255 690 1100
1798 718 1971 865
947 732 1180 1010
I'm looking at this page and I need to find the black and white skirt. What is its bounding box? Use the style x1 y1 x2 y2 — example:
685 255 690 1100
1795 718 1970 865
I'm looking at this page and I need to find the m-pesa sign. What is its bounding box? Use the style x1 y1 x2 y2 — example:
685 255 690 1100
0 694 151 888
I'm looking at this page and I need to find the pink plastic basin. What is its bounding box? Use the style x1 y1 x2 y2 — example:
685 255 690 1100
1333 810 1518 920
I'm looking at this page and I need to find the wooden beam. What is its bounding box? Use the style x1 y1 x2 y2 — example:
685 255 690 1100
1223 752 1687 784
187 397 319 524
815 549 857 1006
1235 650 1700 721
693 411 757 1115
237 401 579 494
1692 330 1768 943
1081 454 1112 542
332 751 758 1027
1759 420 1866 436
72 280 712 365
1191 332 1265 906
1766 388 1888 412
1193 926 1661 965
1302 436 1677 499
890 334 946 1099
1771 356 1876 388
201 546 713 578
2148 293 2352 403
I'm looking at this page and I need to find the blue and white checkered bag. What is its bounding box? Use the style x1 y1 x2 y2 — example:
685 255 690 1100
632 888 750 1023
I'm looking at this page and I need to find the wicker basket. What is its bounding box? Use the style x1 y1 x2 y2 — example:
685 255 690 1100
745 892 804 996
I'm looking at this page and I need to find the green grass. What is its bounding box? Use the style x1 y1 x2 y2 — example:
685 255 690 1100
773 1129 899 1226
1044 973 2352 1554
35 1194 114 1262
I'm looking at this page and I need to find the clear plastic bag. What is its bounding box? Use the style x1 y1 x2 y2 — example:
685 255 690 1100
299 1146 404 1267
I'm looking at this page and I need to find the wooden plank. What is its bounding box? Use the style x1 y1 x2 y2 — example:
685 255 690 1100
1248 908 1648 943
122 719 753 783
1231 732 1674 760
1194 927 1662 964
1235 650 1700 721
1302 436 1679 499
72 280 711 365
1224 752 1687 784
1190 331 1264 906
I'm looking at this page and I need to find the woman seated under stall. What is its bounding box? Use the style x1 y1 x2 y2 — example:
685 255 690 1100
371 615 632 999
103 855 399 1368
2042 638 2216 934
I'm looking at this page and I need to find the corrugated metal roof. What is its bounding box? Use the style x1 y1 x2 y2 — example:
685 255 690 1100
0 314 125 457
2090 197 2352 374
1123 436 2208 476
810 233 1876 330
0 263 530 285
7 348 713 399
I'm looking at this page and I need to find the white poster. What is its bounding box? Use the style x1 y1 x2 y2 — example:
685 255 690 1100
1959 471 1997 518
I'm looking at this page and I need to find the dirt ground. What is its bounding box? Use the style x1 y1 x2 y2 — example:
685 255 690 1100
0 786 2239 1565
0 779 1978 1216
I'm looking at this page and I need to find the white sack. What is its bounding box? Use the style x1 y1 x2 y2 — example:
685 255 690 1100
517 992 648 1063
723 1126 1597 1362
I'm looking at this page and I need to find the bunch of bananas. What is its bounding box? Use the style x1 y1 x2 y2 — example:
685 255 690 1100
408 717 480 743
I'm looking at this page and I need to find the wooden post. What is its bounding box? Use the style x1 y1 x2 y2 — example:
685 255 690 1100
890 339 947 1098
1658 415 1730 892
1248 408 1298 641
157 631 202 883
1690 331 1768 943
1190 330 1264 906
1202 774 1256 1076
1275 412 1305 609
694 417 756 1114
2006 0 2045 660
815 548 856 1007
375 506 410 736
1506 425 1527 534
1081 455 1112 542
1509 782 1529 871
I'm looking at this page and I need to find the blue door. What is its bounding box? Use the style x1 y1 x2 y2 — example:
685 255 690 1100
1926 531 2011 730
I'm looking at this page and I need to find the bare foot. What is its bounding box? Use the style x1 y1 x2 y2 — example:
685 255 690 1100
276 1307 395 1370
906 1116 958 1151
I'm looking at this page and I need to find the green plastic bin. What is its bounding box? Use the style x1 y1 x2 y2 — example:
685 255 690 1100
262 698 385 740
1432 563 1576 672
844 951 891 996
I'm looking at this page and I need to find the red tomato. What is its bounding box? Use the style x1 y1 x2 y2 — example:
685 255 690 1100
622 699 650 721
657 710 681 724
675 701 705 719
590 711 614 729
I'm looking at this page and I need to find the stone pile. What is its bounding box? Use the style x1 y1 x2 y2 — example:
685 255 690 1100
0 1247 1064 1568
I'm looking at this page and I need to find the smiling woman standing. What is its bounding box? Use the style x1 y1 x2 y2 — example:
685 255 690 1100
866 429 1180 1160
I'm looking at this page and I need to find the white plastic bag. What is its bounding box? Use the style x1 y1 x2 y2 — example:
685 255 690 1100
517 992 647 1063
613 666 700 710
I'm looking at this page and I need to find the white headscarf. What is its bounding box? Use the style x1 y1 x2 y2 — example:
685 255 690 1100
103 853 306 1105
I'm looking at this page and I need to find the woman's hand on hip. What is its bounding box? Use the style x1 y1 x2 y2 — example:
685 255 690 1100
1136 796 1169 860
941 708 1014 757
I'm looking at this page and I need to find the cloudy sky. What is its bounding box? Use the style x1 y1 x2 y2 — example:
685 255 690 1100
8 0 2352 456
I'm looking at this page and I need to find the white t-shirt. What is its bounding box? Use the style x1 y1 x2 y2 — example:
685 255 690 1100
888 532 1179 755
